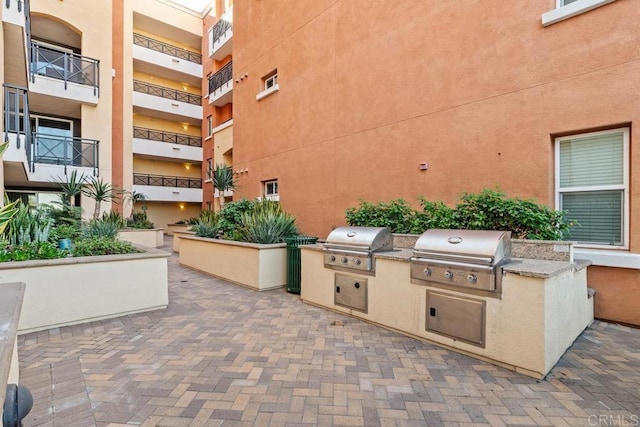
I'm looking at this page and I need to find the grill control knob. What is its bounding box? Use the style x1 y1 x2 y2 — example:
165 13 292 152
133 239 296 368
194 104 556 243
354 259 362 265
423 268 432 277
329 255 336 262
467 274 477 284
341 257 349 264
444 270 454 280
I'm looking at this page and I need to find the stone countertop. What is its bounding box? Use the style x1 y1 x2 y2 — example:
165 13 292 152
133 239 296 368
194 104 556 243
303 244 590 278
0 282 25 409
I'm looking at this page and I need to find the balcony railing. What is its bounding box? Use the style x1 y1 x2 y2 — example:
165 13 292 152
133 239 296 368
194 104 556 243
210 19 231 46
133 173 202 189
32 133 99 175
30 42 100 96
133 126 201 147
3 84 32 170
133 80 201 106
208 61 232 95
133 33 202 64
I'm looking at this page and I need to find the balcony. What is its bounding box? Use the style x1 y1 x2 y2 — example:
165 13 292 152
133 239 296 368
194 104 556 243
29 42 100 105
208 8 232 60
133 126 202 162
133 80 202 122
133 173 202 203
2 0 29 87
133 33 202 85
3 84 31 178
28 133 99 182
208 61 232 107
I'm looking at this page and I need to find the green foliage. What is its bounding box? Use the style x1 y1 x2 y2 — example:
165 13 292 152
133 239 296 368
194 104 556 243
0 241 63 262
102 211 126 229
209 163 237 210
237 200 298 244
192 221 220 238
126 211 155 229
49 223 82 242
52 170 86 207
83 219 120 239
198 210 218 224
82 176 122 220
71 237 142 257
0 198 20 235
344 189 574 240
345 199 417 234
6 203 53 245
218 198 255 239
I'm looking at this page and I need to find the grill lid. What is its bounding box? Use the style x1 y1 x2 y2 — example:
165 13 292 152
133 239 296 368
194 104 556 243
324 226 393 252
413 229 511 264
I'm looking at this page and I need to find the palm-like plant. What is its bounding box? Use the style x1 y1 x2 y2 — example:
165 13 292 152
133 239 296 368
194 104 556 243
209 163 237 211
125 190 148 214
53 170 86 208
82 177 121 220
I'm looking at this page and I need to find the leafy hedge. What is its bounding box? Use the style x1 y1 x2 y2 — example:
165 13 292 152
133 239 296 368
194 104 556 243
346 189 573 240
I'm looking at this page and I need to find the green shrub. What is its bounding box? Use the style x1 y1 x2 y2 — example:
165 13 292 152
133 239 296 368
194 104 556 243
412 198 458 233
71 237 142 257
237 200 298 244
192 221 220 238
49 223 83 242
0 241 64 262
345 199 417 233
102 211 126 228
126 211 154 229
7 203 53 245
83 219 120 239
219 198 255 239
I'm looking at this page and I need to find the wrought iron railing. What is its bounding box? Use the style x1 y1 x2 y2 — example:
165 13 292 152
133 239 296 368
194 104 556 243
32 133 99 175
210 19 232 48
30 42 100 96
3 84 32 170
208 61 232 95
133 33 202 64
133 173 202 189
133 80 201 106
133 126 202 147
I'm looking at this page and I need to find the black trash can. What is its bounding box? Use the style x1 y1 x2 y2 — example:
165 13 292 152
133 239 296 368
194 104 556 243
284 236 319 294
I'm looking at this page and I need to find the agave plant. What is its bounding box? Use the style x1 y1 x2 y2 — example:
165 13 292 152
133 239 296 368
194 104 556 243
6 202 53 245
237 200 298 244
0 198 20 236
209 163 237 211
82 176 122 220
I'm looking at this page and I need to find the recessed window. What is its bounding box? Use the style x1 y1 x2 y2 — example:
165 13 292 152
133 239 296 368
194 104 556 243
542 0 617 26
256 69 279 101
555 127 628 248
265 73 277 91
206 158 213 181
558 0 580 5
206 115 213 138
263 179 279 201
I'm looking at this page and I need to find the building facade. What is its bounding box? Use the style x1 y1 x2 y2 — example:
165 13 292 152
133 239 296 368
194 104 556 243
230 0 640 326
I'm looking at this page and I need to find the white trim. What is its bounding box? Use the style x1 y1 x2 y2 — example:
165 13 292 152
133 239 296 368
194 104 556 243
554 127 629 250
542 0 616 27
256 84 279 101
575 249 640 269
211 119 233 135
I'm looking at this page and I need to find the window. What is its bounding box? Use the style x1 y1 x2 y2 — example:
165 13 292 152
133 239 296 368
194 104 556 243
206 158 213 181
206 115 213 138
555 128 628 248
542 0 617 26
256 69 279 101
263 180 279 201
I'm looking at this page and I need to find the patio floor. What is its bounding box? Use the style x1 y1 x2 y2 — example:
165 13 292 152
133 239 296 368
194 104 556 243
17 238 640 426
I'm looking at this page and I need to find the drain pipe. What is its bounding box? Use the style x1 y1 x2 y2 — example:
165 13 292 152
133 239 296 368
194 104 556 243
3 384 33 427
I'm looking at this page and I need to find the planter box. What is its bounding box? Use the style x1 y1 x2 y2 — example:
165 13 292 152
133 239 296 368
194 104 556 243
0 249 170 334
172 230 196 253
179 235 286 291
118 228 165 248
166 224 192 236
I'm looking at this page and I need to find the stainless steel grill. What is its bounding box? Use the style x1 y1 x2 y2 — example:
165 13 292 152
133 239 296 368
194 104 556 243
323 226 393 273
410 229 511 295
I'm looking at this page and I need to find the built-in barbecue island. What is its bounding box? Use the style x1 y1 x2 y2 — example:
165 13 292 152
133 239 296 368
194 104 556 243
300 228 594 379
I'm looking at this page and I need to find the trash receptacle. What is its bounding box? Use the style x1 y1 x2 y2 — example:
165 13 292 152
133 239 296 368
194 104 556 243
284 236 319 294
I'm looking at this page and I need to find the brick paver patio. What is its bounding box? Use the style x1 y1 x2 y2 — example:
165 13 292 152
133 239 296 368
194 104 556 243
18 239 640 426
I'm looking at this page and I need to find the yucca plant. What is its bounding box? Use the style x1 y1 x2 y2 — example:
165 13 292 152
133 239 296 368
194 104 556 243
101 210 126 229
237 200 298 244
82 176 122 220
209 163 237 211
53 170 86 208
6 202 53 246
83 219 120 239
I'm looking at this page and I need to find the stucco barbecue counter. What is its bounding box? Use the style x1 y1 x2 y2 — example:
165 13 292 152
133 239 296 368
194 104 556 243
300 241 594 379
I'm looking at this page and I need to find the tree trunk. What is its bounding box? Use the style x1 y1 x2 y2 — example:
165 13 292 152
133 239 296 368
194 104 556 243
93 200 101 220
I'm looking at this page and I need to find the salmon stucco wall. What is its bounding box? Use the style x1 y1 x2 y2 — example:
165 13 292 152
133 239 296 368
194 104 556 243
587 266 640 327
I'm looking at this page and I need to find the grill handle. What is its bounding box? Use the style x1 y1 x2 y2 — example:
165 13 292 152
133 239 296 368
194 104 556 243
412 251 494 265
411 257 495 273
323 247 372 255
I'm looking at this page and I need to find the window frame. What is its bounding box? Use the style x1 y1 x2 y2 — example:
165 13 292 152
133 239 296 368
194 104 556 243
554 127 629 249
263 179 279 201
206 115 213 138
256 69 279 101
542 0 617 27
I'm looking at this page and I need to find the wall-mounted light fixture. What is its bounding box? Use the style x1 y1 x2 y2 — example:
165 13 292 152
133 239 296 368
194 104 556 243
179 203 185 210
184 163 191 170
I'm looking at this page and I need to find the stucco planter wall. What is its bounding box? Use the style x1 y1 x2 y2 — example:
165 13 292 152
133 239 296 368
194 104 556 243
118 228 164 248
179 235 286 291
0 249 170 334
172 230 196 253
166 224 192 236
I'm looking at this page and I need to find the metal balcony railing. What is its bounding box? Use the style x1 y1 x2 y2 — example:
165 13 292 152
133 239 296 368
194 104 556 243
208 61 232 95
133 33 202 64
133 80 201 106
30 42 100 96
32 133 99 175
133 126 202 147
3 84 32 169
133 173 202 189
210 19 232 47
